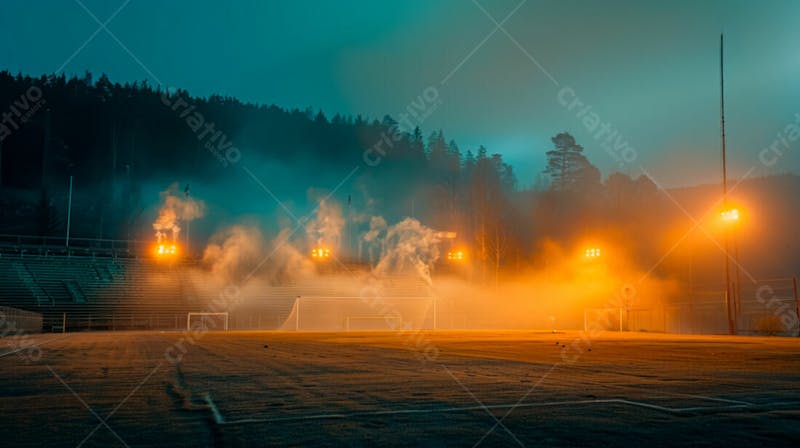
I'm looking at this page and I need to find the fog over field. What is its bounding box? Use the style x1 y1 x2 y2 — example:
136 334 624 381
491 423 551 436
2 1 800 446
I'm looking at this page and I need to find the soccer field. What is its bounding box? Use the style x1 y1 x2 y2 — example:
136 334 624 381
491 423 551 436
2 330 799 447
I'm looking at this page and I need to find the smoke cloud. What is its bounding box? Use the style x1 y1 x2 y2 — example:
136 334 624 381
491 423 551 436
185 191 679 333
202 225 264 281
372 217 441 285
153 183 205 243
305 198 344 250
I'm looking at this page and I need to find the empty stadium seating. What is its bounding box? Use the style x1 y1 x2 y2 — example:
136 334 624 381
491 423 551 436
0 254 434 333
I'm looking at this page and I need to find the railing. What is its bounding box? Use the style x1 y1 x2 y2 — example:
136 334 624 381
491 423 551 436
0 234 150 258
42 312 286 333
0 305 43 333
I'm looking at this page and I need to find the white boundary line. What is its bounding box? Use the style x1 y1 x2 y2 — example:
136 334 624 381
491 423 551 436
0 334 71 359
203 395 760 426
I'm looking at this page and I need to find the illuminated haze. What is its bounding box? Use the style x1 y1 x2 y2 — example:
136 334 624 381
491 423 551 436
1 0 799 186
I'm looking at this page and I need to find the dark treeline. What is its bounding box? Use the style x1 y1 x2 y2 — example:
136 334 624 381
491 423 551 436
4 71 796 287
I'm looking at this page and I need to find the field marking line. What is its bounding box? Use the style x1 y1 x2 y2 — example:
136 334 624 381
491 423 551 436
0 334 71 360
472 363 559 447
442 365 525 447
204 393 226 424
76 361 164 448
639 391 752 406
201 396 755 427
614 399 750 413
556 364 755 406
46 365 130 448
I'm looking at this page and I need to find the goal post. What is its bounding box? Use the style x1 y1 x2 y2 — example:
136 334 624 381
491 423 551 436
187 312 229 331
584 307 623 333
283 296 434 331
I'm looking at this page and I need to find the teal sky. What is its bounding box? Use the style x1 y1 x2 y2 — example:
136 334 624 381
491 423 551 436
1 0 799 187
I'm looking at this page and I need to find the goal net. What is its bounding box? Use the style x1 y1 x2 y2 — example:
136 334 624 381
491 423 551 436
187 312 229 331
281 296 434 331
583 307 622 332
740 277 799 336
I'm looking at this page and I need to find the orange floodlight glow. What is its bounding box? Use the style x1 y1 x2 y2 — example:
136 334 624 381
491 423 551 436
310 247 331 260
155 243 177 257
447 249 466 262
721 208 739 222
584 247 601 259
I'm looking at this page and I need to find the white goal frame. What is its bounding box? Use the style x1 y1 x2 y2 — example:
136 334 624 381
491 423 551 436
187 312 229 331
291 296 435 331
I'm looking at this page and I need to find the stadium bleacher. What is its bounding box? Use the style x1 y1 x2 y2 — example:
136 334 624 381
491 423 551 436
0 252 434 333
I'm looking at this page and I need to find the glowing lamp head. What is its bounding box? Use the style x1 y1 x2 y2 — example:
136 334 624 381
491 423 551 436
155 243 177 257
721 208 739 222
310 247 331 260
584 247 601 259
447 249 466 262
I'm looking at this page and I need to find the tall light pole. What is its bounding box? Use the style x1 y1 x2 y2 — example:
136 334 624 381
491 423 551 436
65 175 73 248
184 184 190 257
720 34 735 335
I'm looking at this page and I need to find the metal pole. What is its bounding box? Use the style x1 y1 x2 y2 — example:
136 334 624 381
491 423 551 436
184 184 190 257
720 34 734 335
584 309 588 333
65 175 73 247
186 220 190 256
793 276 799 337
433 295 437 330
720 34 728 198
62 312 66 333
734 239 742 325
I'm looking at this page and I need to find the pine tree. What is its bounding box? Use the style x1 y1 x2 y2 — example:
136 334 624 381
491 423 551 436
544 132 598 192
